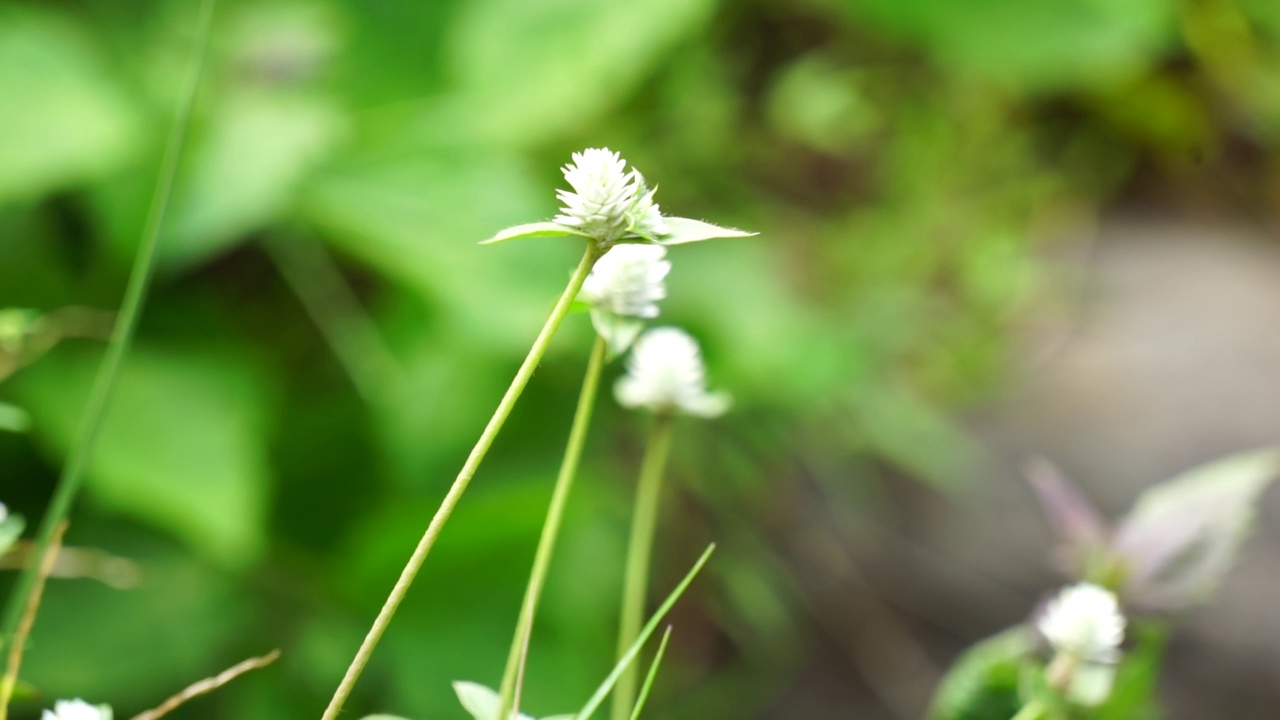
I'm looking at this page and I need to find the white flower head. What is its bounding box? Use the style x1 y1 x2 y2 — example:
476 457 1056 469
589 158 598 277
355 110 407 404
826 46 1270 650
553 148 665 245
581 244 670 319
42 699 111 720
0 502 7 524
615 327 730 418
1038 582 1125 664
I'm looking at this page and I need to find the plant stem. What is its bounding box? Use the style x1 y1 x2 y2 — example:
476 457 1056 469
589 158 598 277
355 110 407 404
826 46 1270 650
497 334 607 720
0 0 217 648
611 415 675 720
322 244 601 720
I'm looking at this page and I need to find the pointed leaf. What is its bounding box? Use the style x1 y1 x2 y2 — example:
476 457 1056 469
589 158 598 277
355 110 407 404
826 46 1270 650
926 626 1031 720
590 310 643 359
628 626 673 720
481 221 590 245
1112 448 1280 610
656 217 755 245
1026 457 1107 571
454 681 502 720
574 545 715 720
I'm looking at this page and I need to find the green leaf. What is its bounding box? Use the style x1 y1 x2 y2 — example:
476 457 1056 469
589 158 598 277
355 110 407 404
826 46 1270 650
1113 447 1280 609
162 90 345 267
454 681 503 720
445 0 721 146
628 626 672 720
589 310 643 359
14 345 274 566
0 401 31 433
574 544 715 720
481 221 590 245
1095 623 1166 720
0 8 139 203
656 217 755 246
927 626 1031 720
848 0 1175 91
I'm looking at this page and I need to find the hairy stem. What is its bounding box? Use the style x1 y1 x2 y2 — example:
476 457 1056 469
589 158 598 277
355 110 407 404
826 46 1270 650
0 0 217 649
322 244 601 720
611 415 675 720
497 335 607 719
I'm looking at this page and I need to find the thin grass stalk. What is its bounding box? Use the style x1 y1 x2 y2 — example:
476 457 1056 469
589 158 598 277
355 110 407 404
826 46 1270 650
497 334 608 719
627 626 672 720
0 0 218 646
610 415 675 720
323 243 602 720
0 523 66 720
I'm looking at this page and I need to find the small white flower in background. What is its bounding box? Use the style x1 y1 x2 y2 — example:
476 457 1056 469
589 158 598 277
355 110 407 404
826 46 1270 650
42 699 112 720
554 148 663 245
1038 582 1126 707
615 327 730 418
0 501 7 524
1038 582 1125 663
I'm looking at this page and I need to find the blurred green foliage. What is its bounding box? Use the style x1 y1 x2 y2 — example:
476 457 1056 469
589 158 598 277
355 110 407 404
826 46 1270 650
3 0 1280 717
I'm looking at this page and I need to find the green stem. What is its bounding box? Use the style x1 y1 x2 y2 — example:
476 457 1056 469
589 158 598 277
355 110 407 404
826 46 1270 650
322 243 601 720
496 334 607 720
0 0 217 648
611 415 675 720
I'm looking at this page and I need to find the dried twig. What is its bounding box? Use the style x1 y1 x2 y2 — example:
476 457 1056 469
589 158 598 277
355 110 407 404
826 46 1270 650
0 522 68 720
130 650 281 720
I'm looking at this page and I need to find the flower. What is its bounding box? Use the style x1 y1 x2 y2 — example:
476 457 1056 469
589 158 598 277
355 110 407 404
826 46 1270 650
42 699 111 720
553 148 664 245
615 327 730 418
580 244 671 319
1037 582 1125 664
0 502 7 524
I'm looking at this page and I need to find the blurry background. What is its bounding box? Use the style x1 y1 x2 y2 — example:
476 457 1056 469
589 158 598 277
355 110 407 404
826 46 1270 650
2 0 1279 717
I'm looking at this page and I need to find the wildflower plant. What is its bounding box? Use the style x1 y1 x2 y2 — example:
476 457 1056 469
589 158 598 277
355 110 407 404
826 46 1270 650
325 149 752 720
927 448 1280 720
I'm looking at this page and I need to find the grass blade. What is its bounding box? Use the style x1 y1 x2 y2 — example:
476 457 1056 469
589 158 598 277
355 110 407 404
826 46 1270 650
575 544 715 720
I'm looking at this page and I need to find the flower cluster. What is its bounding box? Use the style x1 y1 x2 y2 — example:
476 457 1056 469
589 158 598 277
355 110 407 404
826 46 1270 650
553 148 667 246
615 327 730 418
1037 582 1126 707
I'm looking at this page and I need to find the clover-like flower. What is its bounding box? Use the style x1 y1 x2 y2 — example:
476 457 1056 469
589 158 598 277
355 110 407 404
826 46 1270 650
42 699 112 720
615 327 729 418
1038 583 1125 663
482 149 753 248
553 148 652 245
